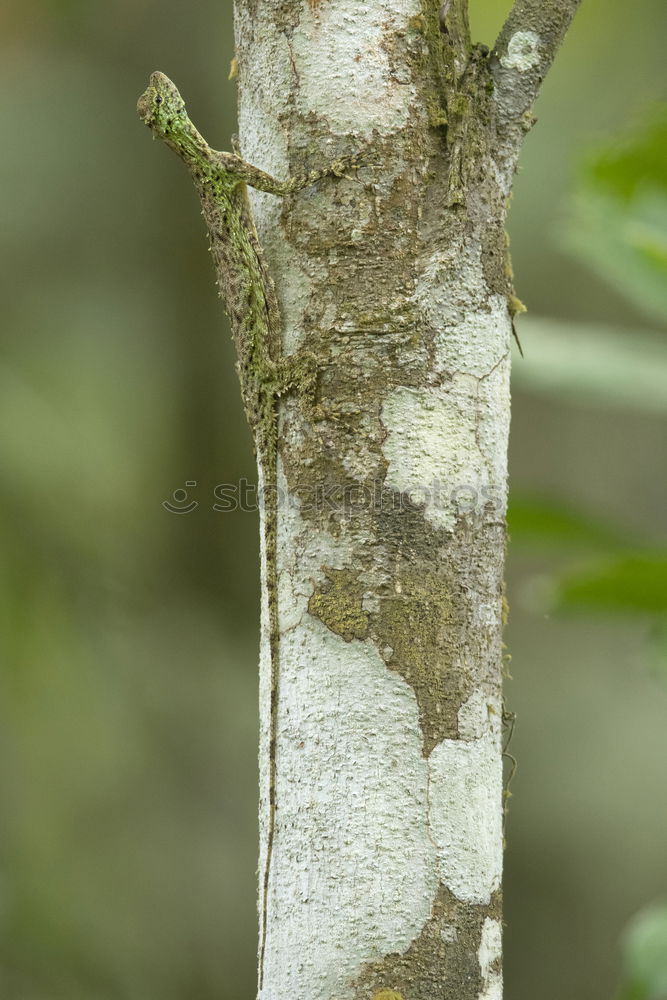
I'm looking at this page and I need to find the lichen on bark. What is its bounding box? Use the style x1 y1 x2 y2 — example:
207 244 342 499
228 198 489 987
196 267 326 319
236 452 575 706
308 567 370 642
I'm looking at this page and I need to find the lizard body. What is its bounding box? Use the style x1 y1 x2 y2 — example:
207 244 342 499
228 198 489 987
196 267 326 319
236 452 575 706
137 72 352 987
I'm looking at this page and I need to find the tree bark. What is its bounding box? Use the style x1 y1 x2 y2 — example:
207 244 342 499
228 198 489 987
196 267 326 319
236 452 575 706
231 1 580 997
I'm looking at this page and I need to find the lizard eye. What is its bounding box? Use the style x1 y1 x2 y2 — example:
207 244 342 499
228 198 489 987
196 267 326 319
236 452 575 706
155 95 162 105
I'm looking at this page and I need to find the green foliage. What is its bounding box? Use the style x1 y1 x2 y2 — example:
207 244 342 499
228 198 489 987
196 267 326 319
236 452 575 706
588 108 667 202
561 107 667 324
508 496 630 551
511 317 667 414
540 113 667 1000
512 110 667 674
555 555 667 615
618 903 667 1000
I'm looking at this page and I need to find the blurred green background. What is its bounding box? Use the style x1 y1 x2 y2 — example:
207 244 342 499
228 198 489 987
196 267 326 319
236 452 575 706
0 1 665 998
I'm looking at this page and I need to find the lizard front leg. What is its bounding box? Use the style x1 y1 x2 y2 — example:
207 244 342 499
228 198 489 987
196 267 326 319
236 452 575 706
211 149 360 197
138 71 359 200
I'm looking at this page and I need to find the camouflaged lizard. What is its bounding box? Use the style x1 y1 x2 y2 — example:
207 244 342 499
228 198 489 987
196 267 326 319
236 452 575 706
137 71 355 985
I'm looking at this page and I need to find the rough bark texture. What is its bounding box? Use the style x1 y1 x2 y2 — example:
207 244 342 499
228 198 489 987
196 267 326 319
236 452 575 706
231 1 579 997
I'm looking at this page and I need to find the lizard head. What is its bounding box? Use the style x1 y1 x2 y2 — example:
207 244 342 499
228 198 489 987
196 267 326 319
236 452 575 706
137 71 187 135
137 71 211 171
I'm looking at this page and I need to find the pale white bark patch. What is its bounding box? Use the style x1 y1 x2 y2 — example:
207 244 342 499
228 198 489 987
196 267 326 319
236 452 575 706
427 734 503 904
236 24 292 178
292 0 420 134
381 381 499 531
260 471 441 997
475 357 511 521
263 619 438 1000
261 460 369 890
457 688 501 742
500 31 541 72
387 272 512 528
415 246 509 378
434 294 510 378
478 917 503 1000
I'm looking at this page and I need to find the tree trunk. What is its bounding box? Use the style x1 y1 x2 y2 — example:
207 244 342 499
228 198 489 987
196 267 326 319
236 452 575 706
233 2 580 997
143 1 580 996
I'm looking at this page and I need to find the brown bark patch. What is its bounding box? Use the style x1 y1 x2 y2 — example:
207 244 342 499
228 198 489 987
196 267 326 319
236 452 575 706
352 884 502 1000
370 562 464 755
305 507 503 756
308 567 370 641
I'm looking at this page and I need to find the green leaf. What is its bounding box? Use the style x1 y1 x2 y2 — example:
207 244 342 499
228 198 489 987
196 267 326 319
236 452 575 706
561 107 667 324
557 555 667 614
619 902 667 1000
588 106 667 202
564 188 667 323
508 496 630 551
